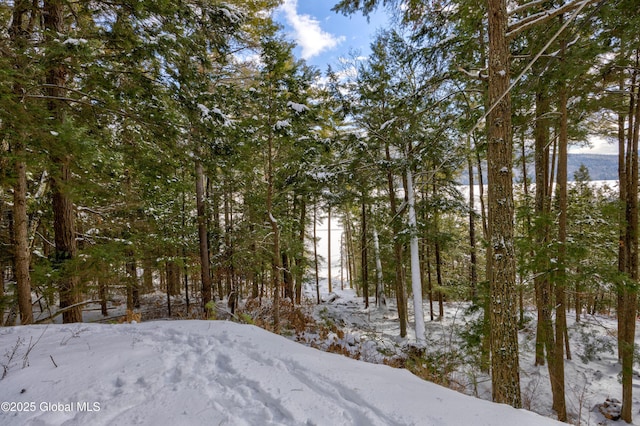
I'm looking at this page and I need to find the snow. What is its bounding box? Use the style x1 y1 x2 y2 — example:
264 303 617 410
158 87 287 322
0 320 562 426
0 202 628 426
197 104 233 127
274 119 290 130
286 101 309 113
379 117 397 131
62 38 88 46
219 3 245 24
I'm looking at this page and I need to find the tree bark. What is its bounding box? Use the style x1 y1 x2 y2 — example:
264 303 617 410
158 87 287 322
44 0 83 323
13 148 33 325
328 206 332 294
195 161 212 309
10 0 34 326
385 144 407 337
126 252 138 310
486 0 521 407
552 77 569 422
621 56 640 424
267 121 281 331
467 139 478 301
361 197 369 309
313 202 320 304
295 197 306 305
406 167 425 343
372 226 386 308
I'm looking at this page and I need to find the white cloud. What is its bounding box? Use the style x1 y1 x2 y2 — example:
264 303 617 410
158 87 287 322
278 0 345 60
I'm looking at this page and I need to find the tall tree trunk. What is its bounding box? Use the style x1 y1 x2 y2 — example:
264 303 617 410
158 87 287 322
534 90 553 368
10 1 33 326
98 276 108 316
214 190 224 301
283 252 294 301
195 161 212 310
345 211 355 290
126 252 138 310
313 202 320 304
327 206 332 293
13 146 33 325
385 144 407 337
267 126 281 331
166 257 180 296
617 75 627 361
552 78 569 422
467 139 478 301
406 167 425 343
621 57 640 424
433 181 445 320
434 231 444 320
486 0 521 407
295 197 306 305
361 197 369 309
373 227 386 308
45 0 82 323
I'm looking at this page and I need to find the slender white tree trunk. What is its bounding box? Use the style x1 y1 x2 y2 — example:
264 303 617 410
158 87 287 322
372 227 386 308
406 168 425 344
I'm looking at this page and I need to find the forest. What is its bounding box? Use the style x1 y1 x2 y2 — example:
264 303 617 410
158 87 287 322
1 0 639 424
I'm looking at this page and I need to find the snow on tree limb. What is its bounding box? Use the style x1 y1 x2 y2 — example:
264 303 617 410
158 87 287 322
507 0 546 17
507 0 601 39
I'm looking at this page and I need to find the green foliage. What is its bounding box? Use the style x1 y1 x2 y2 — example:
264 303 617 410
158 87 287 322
402 344 464 390
205 301 217 320
576 325 615 364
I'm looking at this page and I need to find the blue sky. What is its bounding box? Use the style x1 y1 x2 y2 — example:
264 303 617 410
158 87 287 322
273 0 390 71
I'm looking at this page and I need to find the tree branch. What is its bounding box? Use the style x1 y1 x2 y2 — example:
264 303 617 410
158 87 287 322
507 0 601 40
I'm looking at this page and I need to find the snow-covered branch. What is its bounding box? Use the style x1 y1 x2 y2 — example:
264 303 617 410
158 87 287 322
507 0 547 17
507 0 601 39
458 67 488 80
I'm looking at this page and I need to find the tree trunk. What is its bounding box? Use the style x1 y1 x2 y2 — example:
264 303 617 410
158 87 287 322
327 206 332 293
552 77 569 422
467 139 478 301
361 197 369 309
267 125 281 331
621 56 640 424
283 252 294 301
10 1 33 326
313 202 320 303
166 258 180 296
98 277 108 316
385 144 407 337
486 0 521 407
435 232 444 320
345 212 356 290
406 167 425 343
295 197 306 305
534 91 551 367
13 146 33 325
373 227 386 308
195 161 212 310
126 252 138 310
44 0 82 323
210 179 224 301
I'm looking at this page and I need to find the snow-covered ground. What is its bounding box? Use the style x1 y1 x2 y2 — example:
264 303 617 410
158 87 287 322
0 319 562 426
0 267 630 426
306 278 629 426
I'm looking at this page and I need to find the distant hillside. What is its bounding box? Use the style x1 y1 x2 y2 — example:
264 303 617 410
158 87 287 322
458 153 619 185
566 153 618 181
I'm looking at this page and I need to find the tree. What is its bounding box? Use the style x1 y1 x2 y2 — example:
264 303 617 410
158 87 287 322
485 0 520 407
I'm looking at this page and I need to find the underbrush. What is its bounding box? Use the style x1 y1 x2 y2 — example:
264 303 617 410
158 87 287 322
235 297 468 391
